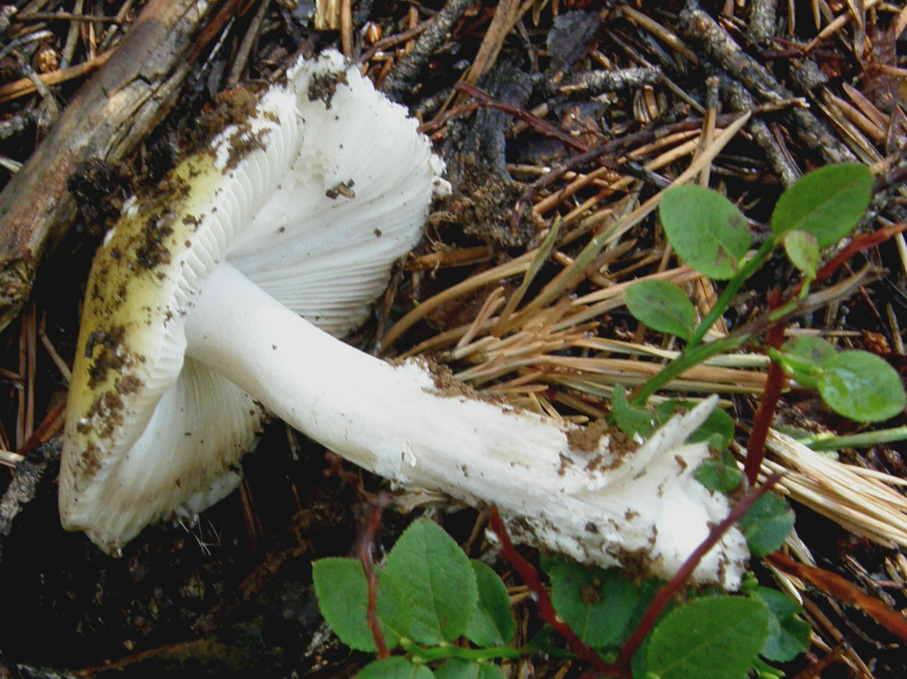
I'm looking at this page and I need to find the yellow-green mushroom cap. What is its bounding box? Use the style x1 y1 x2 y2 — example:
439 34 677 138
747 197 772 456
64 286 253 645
60 51 446 554
59 143 277 554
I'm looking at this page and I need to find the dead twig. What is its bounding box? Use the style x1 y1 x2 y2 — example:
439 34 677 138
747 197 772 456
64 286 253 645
0 0 242 333
0 51 111 105
678 6 856 165
379 0 475 101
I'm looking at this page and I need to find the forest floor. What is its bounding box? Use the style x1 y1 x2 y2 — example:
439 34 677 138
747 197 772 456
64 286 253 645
0 1 906 677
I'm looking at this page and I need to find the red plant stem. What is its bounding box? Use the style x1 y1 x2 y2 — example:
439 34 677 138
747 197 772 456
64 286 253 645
740 225 907 483
744 288 787 486
357 495 392 658
789 646 847 679
325 448 389 653
614 473 783 674
487 506 616 677
321 458 391 655
324 451 361 486
813 223 906 286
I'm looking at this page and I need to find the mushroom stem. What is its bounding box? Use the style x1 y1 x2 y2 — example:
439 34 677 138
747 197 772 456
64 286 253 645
187 265 582 494
186 263 747 586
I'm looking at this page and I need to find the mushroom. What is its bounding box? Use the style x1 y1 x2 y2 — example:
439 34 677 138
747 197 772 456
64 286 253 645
61 51 748 586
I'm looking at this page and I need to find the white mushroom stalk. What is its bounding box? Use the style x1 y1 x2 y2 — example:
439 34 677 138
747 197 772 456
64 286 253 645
61 51 748 587
189 263 744 584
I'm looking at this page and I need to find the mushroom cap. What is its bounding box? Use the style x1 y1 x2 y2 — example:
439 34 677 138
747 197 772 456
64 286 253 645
230 52 448 335
60 51 445 553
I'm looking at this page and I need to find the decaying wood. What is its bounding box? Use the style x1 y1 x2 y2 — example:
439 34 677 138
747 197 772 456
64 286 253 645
678 7 857 166
380 0 475 101
0 440 59 545
0 0 233 333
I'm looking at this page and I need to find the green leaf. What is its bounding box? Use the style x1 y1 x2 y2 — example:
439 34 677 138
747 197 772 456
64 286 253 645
549 561 660 648
312 557 398 652
376 569 418 643
751 587 811 663
782 336 837 365
434 659 505 679
654 400 733 451
694 460 743 494
752 657 786 679
776 336 838 389
523 625 560 655
379 520 478 645
817 350 906 423
770 164 873 247
687 406 735 451
357 657 435 679
466 561 515 647
738 493 795 557
612 385 657 438
645 596 770 679
782 230 819 279
624 279 697 341
659 185 751 280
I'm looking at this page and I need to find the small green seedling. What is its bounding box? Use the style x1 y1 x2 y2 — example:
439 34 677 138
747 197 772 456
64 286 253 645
774 336 905 423
314 520 517 678
313 518 807 678
625 164 905 424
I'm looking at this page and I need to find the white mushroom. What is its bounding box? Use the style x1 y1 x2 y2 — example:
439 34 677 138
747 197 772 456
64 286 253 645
60 51 748 586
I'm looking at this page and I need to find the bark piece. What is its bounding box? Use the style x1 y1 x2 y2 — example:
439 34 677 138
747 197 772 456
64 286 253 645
0 0 234 333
